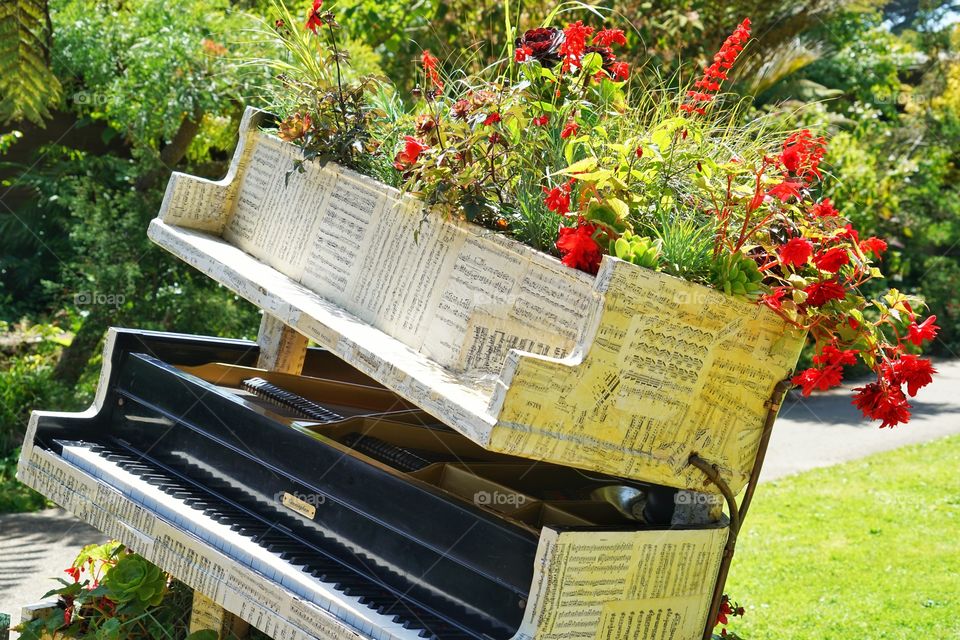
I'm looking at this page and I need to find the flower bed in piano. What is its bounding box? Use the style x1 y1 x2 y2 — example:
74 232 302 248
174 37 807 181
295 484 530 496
149 6 939 493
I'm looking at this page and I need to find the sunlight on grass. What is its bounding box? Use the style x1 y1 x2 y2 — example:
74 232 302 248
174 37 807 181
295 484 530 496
726 435 960 639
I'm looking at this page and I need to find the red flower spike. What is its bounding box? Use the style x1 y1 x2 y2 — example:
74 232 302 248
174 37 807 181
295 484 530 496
515 45 533 63
560 120 579 139
593 28 627 47
305 0 324 32
907 316 939 346
556 222 603 274
421 50 443 91
778 237 813 267
559 21 594 72
814 246 850 273
779 130 827 183
680 18 751 115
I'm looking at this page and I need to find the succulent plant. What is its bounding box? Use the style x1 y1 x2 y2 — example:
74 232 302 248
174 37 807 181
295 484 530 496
103 554 167 607
611 231 662 270
711 251 764 299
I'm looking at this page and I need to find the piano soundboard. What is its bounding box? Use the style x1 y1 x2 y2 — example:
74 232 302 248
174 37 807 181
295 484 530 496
19 329 730 640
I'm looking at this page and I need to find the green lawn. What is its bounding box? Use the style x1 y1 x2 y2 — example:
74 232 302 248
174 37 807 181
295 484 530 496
725 434 960 639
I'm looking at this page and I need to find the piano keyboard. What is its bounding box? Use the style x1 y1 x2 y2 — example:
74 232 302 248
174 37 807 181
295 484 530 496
60 441 479 640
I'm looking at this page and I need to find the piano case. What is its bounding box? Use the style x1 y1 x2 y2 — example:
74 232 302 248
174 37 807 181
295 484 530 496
19 329 728 640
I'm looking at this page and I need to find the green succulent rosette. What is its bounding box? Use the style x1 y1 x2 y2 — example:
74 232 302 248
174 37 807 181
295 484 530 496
103 554 167 606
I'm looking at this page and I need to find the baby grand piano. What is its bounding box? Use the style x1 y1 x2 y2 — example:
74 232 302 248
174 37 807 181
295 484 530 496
20 109 799 640
20 329 733 640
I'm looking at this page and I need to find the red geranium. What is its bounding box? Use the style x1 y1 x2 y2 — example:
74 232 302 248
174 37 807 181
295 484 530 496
778 237 813 267
804 279 847 307
853 382 912 428
543 178 575 215
810 198 839 218
814 246 849 273
556 221 603 274
860 236 888 257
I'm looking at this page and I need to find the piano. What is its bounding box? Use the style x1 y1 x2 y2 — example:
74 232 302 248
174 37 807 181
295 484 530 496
19 329 729 640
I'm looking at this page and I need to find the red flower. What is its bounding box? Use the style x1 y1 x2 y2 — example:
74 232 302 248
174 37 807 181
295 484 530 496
515 45 533 63
680 18 751 115
482 112 501 126
593 28 627 47
779 129 826 183
421 50 443 91
635 146 643 159
305 0 324 32
810 198 838 217
813 344 858 367
532 114 549 126
887 354 937 397
778 237 813 267
65 566 81 583
557 222 603 274
860 236 888 257
814 246 849 273
609 61 630 81
761 287 787 311
560 120 580 139
805 279 846 307
559 21 594 72
515 27 564 66
543 178 575 215
907 315 939 346
792 365 844 396
767 180 804 202
853 382 912 428
393 136 428 170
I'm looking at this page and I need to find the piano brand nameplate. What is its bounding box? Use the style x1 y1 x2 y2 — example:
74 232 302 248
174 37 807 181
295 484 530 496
281 491 317 520
149 107 805 494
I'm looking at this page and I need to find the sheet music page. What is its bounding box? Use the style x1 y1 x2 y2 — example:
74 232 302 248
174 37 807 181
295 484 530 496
512 526 725 640
493 265 806 493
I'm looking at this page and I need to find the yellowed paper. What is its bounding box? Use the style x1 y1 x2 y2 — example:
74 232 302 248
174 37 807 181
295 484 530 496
513 527 726 640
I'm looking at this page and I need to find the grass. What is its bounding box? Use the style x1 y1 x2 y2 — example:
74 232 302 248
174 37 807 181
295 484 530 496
725 434 960 639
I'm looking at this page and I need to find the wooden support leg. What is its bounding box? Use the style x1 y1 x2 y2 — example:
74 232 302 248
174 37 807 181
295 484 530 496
256 313 309 374
189 585 250 639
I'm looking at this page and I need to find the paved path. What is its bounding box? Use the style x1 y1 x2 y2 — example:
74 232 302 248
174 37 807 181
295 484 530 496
761 357 960 480
0 508 106 631
1 360 958 630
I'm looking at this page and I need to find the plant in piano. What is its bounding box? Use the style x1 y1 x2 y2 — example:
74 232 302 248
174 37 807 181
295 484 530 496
250 0 396 180
16 541 201 640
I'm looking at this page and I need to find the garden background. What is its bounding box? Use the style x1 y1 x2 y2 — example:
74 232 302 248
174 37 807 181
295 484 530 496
1 0 958 636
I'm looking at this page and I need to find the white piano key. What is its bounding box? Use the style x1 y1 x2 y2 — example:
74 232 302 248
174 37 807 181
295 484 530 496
60 445 427 640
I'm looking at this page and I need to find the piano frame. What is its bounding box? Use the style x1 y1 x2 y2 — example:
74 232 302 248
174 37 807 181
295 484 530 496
18 323 789 640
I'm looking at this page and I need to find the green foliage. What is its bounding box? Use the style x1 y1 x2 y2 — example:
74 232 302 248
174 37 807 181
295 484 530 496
612 231 662 269
17 542 197 640
0 447 49 512
0 0 62 124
